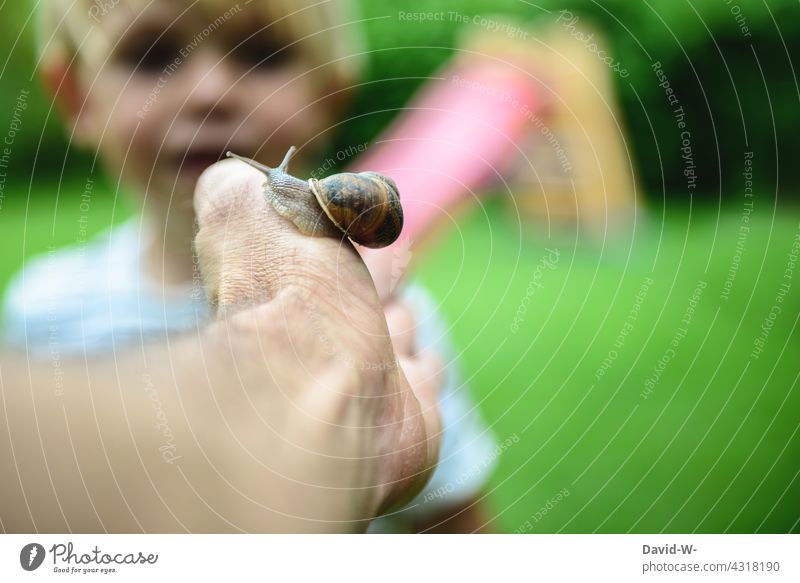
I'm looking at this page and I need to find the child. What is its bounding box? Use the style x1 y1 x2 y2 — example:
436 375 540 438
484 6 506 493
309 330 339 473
2 0 497 532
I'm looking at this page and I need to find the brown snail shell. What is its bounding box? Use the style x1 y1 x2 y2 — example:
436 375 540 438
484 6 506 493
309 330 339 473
226 147 403 249
309 172 403 249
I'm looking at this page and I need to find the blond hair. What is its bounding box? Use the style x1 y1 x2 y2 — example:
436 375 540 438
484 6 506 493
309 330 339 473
37 0 365 88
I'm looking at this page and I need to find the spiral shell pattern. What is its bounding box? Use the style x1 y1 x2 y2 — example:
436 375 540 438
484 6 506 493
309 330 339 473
309 172 403 248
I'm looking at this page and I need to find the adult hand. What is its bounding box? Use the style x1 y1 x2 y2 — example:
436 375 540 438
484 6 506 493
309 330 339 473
0 159 442 534
192 159 442 528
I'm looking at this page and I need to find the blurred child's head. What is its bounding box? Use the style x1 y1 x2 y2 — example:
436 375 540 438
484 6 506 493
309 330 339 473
38 0 364 215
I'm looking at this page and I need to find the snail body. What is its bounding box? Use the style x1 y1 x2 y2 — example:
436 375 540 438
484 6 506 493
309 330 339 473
226 147 403 248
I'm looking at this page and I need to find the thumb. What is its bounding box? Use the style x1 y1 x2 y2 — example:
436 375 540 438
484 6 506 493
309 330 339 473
193 158 284 312
192 157 376 316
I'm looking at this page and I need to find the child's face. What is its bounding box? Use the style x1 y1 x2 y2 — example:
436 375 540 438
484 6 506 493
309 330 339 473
73 1 336 209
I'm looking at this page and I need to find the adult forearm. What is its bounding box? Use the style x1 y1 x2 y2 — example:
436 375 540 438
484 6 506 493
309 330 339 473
0 296 381 533
0 332 225 532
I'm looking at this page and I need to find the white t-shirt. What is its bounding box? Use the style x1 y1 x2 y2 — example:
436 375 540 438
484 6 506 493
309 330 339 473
1 219 497 532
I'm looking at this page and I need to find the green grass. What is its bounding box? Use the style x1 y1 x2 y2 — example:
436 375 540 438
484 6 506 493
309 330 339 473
416 198 800 533
0 179 133 290
1 182 798 533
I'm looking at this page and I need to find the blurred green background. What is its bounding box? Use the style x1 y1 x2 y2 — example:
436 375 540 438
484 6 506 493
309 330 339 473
0 0 798 533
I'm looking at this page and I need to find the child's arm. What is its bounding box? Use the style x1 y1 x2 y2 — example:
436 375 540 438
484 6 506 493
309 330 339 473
350 62 538 244
350 58 539 299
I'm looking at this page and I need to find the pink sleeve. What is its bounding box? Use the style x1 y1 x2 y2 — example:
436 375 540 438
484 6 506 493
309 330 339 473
348 63 539 246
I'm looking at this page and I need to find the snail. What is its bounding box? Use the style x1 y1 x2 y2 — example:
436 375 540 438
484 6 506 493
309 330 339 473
225 146 403 248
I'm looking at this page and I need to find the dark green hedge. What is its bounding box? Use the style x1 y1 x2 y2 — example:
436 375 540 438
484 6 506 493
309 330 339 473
346 0 799 204
1 0 797 203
